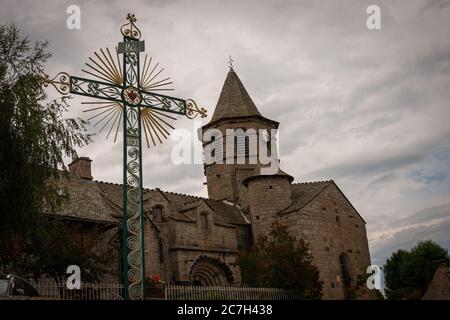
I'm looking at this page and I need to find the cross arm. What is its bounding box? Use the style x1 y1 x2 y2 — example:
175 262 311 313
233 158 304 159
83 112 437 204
41 72 123 103
70 76 123 103
139 89 207 118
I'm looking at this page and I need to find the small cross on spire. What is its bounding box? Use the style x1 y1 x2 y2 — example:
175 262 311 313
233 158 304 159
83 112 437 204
228 55 234 70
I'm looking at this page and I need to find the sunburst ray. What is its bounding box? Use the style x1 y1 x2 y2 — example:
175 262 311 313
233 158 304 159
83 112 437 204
82 101 123 142
81 101 176 147
140 54 174 92
140 107 176 147
82 47 123 85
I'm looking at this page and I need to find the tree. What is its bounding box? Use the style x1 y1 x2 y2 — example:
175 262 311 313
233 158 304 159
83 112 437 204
7 220 119 284
237 221 323 299
0 24 116 282
384 240 450 300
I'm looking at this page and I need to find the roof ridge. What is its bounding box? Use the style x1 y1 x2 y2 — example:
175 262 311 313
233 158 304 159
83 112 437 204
161 189 206 199
93 180 205 198
178 197 204 207
206 198 239 206
293 180 333 185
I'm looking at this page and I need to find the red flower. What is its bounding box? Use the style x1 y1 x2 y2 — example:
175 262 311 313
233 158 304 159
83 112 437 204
152 273 160 282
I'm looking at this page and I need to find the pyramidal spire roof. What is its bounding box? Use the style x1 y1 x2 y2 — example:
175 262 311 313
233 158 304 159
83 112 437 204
209 69 262 123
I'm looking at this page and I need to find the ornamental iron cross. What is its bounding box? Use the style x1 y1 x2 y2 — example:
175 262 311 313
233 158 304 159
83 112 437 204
42 13 207 300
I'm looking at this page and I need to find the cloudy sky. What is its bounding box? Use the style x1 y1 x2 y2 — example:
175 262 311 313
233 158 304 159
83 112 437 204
2 0 449 267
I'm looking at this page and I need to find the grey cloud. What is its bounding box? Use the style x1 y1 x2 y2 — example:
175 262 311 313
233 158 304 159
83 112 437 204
368 172 397 187
390 203 450 229
2 0 450 262
304 135 447 180
420 0 450 12
370 217 450 266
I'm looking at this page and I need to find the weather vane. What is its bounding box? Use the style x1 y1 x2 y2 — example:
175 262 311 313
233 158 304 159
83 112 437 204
41 14 207 300
228 55 234 70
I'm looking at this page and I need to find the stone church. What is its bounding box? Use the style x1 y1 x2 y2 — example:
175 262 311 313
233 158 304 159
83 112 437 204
60 69 372 299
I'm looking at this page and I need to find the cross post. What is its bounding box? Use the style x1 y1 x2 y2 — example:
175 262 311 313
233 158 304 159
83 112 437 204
42 13 206 300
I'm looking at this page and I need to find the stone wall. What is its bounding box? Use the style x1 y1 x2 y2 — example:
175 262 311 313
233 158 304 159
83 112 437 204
277 183 372 299
143 195 242 286
247 175 292 239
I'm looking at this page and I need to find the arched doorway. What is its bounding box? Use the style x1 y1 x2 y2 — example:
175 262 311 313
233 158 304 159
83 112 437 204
189 255 234 286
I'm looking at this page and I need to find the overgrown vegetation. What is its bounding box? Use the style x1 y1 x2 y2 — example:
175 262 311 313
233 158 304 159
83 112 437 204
383 240 449 300
0 23 114 282
237 221 323 299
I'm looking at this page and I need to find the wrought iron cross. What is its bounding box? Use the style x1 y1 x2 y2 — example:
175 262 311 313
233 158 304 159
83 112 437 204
42 13 207 300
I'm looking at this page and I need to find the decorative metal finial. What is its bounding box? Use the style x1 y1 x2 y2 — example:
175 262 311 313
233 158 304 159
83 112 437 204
228 55 234 70
186 99 207 119
40 71 70 94
121 13 141 39
127 13 137 23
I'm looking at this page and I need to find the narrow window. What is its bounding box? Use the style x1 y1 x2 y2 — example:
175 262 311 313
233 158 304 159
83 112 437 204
215 136 223 163
236 128 246 163
336 216 341 226
245 136 250 158
210 136 216 158
339 254 351 288
159 240 164 263
153 206 162 222
200 213 208 229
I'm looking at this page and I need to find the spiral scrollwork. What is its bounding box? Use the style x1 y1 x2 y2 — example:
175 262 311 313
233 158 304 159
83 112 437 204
128 268 141 284
127 202 139 218
129 283 143 300
41 72 71 95
127 188 139 203
128 147 139 159
120 13 141 40
128 219 140 234
87 82 100 96
128 162 139 175
186 99 208 119
127 235 140 251
128 250 141 267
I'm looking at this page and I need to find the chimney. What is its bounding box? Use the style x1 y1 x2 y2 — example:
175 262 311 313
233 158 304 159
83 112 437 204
68 157 93 180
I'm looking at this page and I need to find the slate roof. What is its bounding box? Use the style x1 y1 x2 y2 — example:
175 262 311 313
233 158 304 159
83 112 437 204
209 69 262 123
60 177 248 226
205 199 248 226
57 178 121 224
161 192 248 226
279 181 333 214
60 176 363 226
241 164 294 186
279 180 366 224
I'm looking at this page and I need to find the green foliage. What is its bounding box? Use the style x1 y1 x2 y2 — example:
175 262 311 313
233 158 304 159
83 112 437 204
343 267 384 300
0 24 115 282
5 220 118 283
383 240 449 300
237 221 323 299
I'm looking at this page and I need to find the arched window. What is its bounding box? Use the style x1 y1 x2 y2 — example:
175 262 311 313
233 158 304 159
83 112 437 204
200 213 208 229
339 254 351 288
215 136 223 163
152 206 163 222
235 128 249 163
260 129 271 157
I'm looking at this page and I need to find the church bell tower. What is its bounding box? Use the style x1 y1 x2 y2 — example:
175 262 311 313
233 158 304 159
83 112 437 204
201 68 292 206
